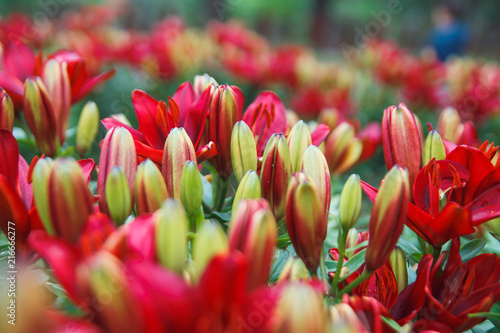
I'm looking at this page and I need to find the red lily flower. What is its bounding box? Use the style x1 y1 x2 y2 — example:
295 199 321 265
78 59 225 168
0 40 114 108
341 295 393 333
243 91 287 155
392 238 500 332
102 82 216 165
363 145 500 247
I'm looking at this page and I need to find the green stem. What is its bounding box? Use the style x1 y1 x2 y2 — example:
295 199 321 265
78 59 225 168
417 236 429 255
432 246 442 262
331 229 346 297
319 247 327 281
337 269 373 298
212 174 229 212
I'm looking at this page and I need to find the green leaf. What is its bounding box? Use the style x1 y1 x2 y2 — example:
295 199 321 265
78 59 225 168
460 238 486 262
381 316 403 331
269 247 296 282
277 234 291 249
201 174 213 210
326 249 366 276
208 211 231 223
344 240 368 254
490 232 500 243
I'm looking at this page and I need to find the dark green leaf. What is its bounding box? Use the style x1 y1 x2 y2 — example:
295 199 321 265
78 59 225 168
460 238 487 262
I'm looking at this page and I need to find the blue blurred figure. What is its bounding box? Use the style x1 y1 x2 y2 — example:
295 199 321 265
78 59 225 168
428 5 469 61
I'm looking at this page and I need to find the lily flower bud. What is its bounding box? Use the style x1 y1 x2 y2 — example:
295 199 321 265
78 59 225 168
324 122 362 174
193 221 228 282
278 257 309 282
382 103 422 189
155 199 189 274
273 283 327 333
301 145 331 220
318 108 341 129
437 107 461 142
0 89 14 132
232 170 261 216
105 167 132 225
231 121 257 183
261 132 291 220
389 247 408 294
285 172 326 274
162 127 197 199
288 120 312 172
193 73 218 96
23 77 58 156
42 59 71 144
423 130 446 165
76 101 99 156
228 199 277 291
134 159 168 215
209 84 244 179
98 127 137 214
34 158 94 243
339 174 362 231
180 161 204 228
365 165 410 272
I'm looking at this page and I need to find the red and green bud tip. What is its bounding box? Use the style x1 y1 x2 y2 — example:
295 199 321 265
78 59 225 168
134 159 168 215
232 170 261 217
324 122 362 174
261 132 291 220
365 165 410 272
288 120 312 172
285 172 327 274
277 257 309 283
105 166 132 225
301 145 331 221
423 130 446 165
0 89 14 132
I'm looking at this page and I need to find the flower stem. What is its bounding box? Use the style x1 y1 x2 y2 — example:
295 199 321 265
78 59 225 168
212 174 229 211
319 247 327 281
331 229 346 297
337 269 373 298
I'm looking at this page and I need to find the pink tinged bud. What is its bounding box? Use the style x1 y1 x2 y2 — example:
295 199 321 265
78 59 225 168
382 103 422 189
42 59 71 144
228 199 277 291
261 132 291 220
301 145 331 220
76 101 99 156
134 159 168 215
232 170 261 217
285 172 327 274
437 106 461 142
23 77 58 156
365 165 410 272
162 127 197 199
155 199 189 274
193 220 228 282
98 127 137 214
288 120 312 172
0 89 14 132
324 122 362 174
273 283 328 333
209 84 244 179
34 158 94 243
105 167 132 225
88 252 143 333
277 257 309 283
231 121 257 183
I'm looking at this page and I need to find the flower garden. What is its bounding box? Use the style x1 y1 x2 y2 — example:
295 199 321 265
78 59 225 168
1 2 500 332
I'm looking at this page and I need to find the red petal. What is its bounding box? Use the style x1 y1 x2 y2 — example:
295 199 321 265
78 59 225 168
182 87 211 148
135 141 163 165
172 81 195 124
360 180 378 203
101 117 148 145
196 141 218 163
78 158 96 183
132 90 166 149
0 72 24 106
0 129 19 187
17 154 32 209
72 68 116 103
311 124 330 146
2 40 35 81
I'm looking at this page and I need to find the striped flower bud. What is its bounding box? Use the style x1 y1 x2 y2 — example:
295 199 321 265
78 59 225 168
389 247 408 294
261 132 291 220
288 120 312 172
0 89 14 132
285 172 326 274
162 127 196 199
365 165 410 272
301 145 331 220
231 121 257 182
228 199 277 291
324 122 362 174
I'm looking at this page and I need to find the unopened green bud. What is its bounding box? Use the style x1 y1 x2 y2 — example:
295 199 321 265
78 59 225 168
193 221 228 282
32 158 55 235
232 170 261 216
0 89 14 132
231 121 258 182
288 120 312 172
134 159 168 215
278 257 309 282
105 166 132 225
76 101 99 156
389 247 408 294
423 130 446 165
339 174 362 230
180 161 204 229
155 199 189 274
